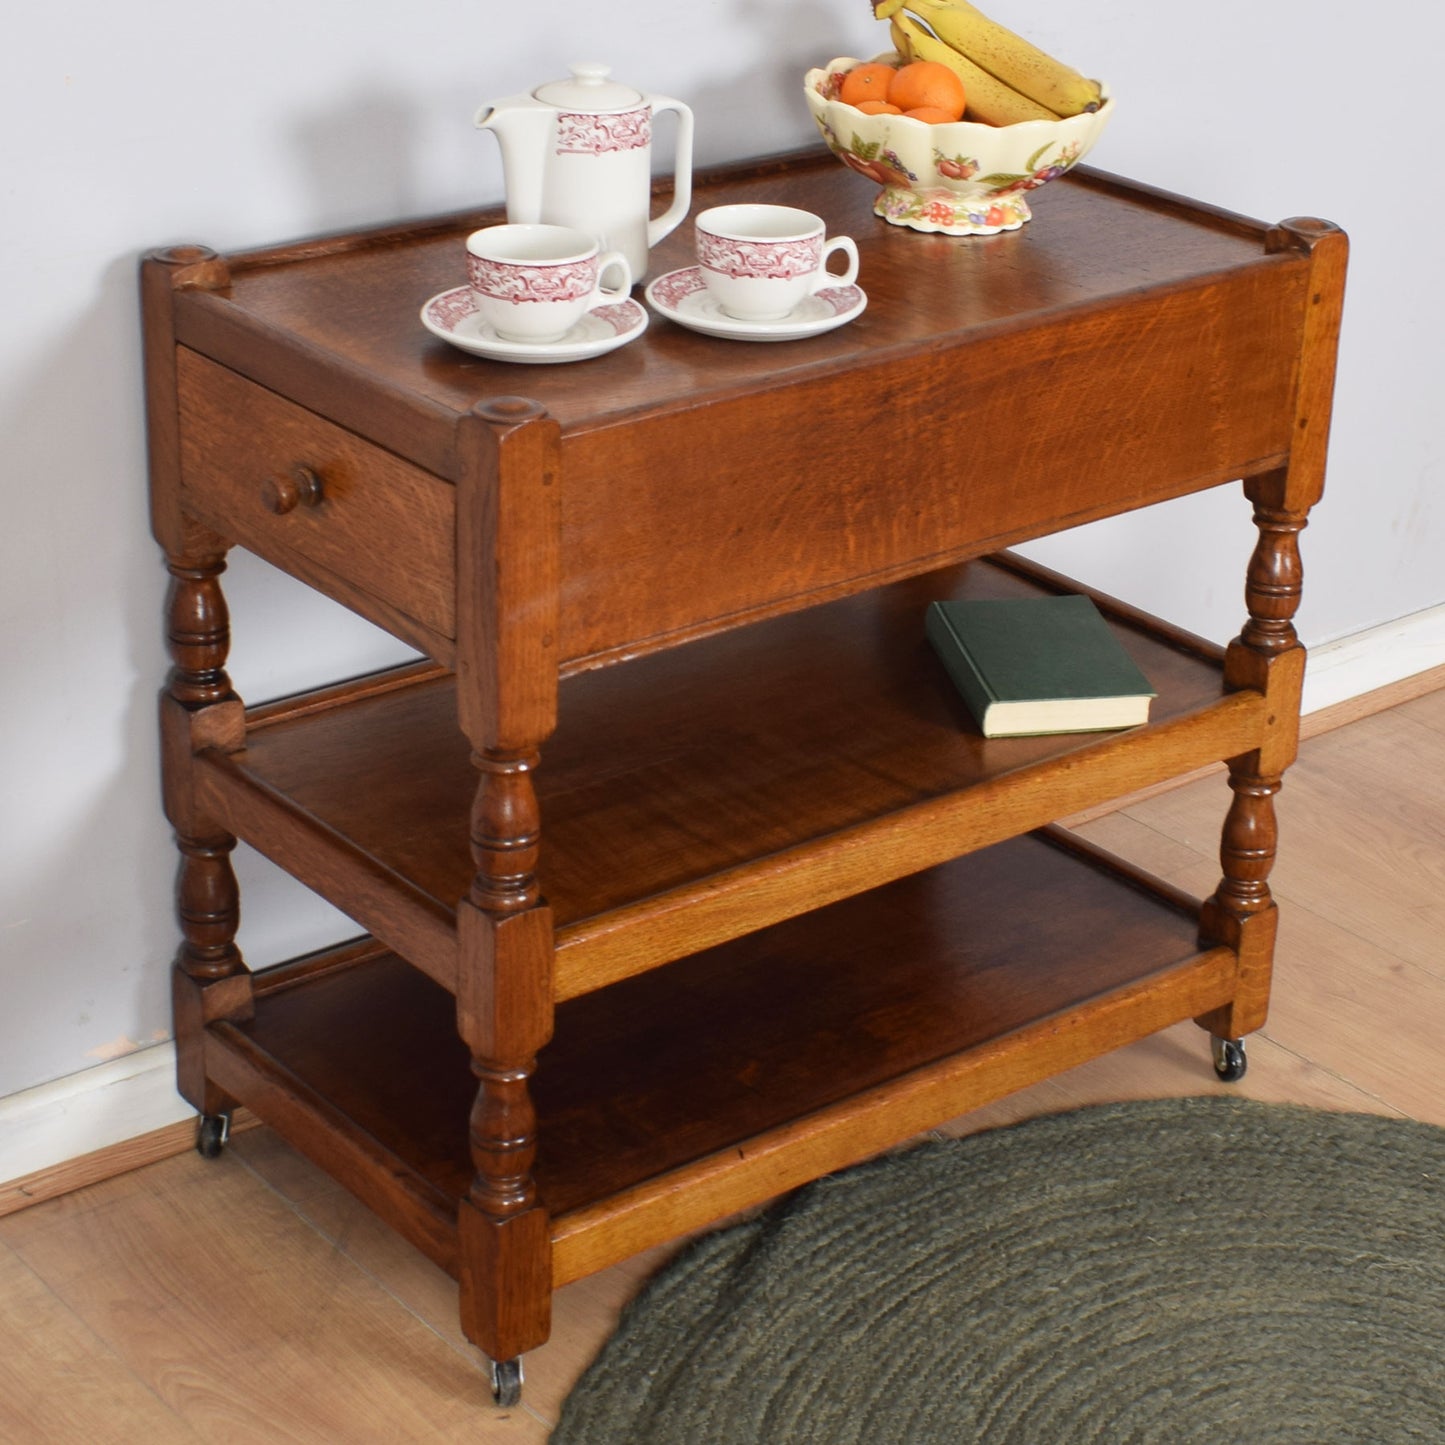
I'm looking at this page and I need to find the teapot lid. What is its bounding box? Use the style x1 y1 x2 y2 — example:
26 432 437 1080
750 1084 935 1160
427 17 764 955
533 63 643 112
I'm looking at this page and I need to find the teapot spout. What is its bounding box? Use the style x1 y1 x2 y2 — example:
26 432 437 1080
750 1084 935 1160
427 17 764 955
474 97 551 225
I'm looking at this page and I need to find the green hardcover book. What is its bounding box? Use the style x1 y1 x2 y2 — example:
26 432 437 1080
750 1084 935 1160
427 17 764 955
925 593 1156 737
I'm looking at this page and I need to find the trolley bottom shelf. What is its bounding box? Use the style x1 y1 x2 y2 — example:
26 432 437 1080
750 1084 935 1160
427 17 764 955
204 829 1237 1288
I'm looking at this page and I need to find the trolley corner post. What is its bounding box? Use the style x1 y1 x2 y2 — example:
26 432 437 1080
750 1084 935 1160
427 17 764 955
143 246 255 1129
453 398 563 1394
1197 217 1348 1060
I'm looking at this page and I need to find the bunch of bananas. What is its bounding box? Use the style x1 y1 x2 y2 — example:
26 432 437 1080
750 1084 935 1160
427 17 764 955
874 0 1102 125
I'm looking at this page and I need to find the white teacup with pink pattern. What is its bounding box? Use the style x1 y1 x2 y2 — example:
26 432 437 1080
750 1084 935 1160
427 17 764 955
694 204 859 322
466 224 632 344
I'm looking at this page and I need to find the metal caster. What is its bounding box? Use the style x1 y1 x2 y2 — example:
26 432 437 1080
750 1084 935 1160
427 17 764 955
1211 1036 1247 1083
195 1112 231 1159
488 1357 523 1408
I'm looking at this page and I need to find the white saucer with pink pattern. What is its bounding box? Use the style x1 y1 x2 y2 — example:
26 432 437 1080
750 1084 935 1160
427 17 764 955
420 285 647 364
644 266 866 342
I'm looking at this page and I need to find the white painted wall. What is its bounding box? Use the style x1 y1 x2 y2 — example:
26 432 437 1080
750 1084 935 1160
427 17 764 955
1 0 1441 1114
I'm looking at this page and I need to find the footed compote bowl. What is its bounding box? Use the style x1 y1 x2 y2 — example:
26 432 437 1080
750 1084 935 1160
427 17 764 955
804 55 1113 236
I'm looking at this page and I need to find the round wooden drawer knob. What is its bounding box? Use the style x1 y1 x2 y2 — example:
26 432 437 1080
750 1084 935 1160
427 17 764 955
261 465 324 515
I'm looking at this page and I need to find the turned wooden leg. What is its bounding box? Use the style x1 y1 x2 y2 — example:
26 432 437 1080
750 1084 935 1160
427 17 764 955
161 553 252 1122
1236 501 1307 663
456 748 553 1385
173 830 241 981
1197 484 1307 1053
166 556 235 711
1213 768 1283 925
1198 760 1282 1058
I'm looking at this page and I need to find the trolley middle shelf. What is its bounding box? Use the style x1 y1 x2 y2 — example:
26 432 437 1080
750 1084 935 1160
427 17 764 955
195 553 1260 1000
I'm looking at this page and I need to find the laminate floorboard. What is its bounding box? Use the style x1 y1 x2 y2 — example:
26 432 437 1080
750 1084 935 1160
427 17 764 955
0 1238 199 1443
3 692 1442 1439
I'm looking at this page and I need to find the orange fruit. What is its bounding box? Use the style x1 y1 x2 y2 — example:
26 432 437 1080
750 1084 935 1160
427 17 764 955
840 62 897 108
903 105 959 124
887 61 966 121
855 99 902 115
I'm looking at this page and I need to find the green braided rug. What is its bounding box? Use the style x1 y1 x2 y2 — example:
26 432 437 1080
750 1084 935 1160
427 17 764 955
551 1097 1445 1443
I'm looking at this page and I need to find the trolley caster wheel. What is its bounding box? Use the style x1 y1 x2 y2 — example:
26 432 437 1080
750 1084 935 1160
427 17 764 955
1211 1036 1248 1083
195 1113 231 1159
488 1356 523 1408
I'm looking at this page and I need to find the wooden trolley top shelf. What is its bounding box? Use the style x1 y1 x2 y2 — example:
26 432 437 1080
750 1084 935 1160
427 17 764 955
173 153 1298 454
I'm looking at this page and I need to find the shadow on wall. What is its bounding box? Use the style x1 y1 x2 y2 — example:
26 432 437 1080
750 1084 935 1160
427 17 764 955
289 80 432 231
0 239 422 1098
284 74 512 238
0 251 182 1096
685 0 858 165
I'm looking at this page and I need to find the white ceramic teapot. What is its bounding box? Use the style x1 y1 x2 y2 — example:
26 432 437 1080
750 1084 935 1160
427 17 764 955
476 64 694 283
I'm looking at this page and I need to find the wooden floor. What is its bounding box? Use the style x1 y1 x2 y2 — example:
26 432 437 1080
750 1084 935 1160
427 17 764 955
3 686 1443 1442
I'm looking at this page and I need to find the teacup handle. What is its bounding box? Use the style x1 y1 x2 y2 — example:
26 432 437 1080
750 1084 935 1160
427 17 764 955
811 236 859 293
594 249 634 302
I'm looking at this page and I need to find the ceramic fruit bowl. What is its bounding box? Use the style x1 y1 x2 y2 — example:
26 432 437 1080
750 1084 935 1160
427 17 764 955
804 55 1113 236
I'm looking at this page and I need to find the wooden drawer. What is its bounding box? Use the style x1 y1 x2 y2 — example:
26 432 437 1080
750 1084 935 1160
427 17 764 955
176 349 456 645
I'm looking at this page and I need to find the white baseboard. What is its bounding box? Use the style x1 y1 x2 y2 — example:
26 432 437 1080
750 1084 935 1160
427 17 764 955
1302 601 1445 715
4 603 1444 1197
0 1043 191 1189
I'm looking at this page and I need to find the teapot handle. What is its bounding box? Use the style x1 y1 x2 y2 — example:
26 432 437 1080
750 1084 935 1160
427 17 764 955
646 97 695 250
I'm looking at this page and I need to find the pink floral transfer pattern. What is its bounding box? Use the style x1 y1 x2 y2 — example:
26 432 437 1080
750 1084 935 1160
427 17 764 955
591 301 642 335
649 268 862 321
650 268 707 310
426 288 479 330
812 286 861 317
467 255 597 304
696 232 822 281
556 109 651 155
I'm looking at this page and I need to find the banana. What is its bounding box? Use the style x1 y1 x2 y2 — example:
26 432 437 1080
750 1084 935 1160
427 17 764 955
903 0 1102 117
890 9 1060 125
